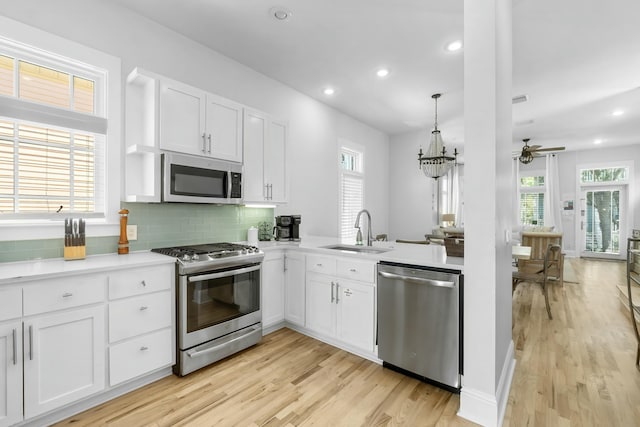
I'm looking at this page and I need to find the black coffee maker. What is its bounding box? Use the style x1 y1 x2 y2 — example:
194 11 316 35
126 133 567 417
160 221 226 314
274 215 301 241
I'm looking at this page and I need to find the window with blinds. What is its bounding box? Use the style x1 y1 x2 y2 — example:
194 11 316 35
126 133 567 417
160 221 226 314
339 146 364 242
0 46 107 218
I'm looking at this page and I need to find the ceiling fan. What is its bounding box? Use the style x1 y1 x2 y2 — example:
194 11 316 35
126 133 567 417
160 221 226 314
517 138 565 164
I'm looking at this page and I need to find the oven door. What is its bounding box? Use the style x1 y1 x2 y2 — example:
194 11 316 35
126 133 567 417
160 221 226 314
179 263 261 350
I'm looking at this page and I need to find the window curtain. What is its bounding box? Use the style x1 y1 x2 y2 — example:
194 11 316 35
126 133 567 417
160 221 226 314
544 154 562 233
441 165 462 227
512 157 521 242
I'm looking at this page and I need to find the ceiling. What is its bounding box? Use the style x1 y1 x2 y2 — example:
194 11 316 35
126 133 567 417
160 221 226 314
111 0 640 155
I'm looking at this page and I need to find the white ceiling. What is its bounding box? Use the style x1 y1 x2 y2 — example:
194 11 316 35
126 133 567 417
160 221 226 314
111 0 640 155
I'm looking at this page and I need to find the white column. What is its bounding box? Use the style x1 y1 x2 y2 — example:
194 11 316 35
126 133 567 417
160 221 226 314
458 0 515 426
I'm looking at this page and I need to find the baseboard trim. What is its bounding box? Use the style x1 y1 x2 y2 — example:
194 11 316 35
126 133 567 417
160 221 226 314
458 340 515 427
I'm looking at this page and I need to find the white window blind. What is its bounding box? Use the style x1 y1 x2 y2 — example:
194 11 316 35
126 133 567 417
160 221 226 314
340 172 364 242
0 42 107 218
520 192 544 225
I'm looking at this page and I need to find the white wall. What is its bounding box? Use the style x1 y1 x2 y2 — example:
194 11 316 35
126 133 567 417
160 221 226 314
388 130 437 240
0 0 389 239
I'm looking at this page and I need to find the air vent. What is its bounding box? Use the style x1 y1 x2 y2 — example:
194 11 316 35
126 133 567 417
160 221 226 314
512 94 529 104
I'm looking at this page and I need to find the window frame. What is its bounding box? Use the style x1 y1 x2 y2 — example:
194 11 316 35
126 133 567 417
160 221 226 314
338 141 365 244
0 16 121 240
519 169 546 226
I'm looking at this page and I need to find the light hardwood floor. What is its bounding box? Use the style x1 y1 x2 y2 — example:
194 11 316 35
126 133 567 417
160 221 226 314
55 258 639 427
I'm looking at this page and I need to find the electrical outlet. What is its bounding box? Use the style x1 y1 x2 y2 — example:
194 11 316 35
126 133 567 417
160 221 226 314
126 224 138 241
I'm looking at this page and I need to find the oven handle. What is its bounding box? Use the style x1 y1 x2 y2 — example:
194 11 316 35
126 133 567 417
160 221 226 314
188 264 261 283
186 325 261 359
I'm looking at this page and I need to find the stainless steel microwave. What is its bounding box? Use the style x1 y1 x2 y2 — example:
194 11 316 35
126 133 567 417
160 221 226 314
162 152 242 204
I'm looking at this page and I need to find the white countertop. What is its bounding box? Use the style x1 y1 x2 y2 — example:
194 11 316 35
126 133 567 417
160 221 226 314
258 236 464 272
0 251 175 285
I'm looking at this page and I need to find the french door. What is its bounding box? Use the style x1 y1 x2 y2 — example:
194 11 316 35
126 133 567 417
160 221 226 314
580 185 626 259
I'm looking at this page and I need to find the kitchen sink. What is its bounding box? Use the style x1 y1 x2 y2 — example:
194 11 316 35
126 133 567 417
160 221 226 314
321 244 391 254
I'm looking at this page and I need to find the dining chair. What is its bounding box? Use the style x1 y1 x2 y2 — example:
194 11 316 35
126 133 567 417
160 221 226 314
512 244 562 319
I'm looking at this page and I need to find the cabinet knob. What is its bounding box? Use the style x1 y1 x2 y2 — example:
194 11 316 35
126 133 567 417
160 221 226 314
62 292 73 298
141 280 147 287
349 268 357 272
139 306 148 311
140 346 149 351
316 263 323 267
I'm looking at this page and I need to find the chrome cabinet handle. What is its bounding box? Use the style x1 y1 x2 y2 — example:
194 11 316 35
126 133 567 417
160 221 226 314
139 306 148 311
29 325 33 361
12 328 17 365
349 268 357 272
335 283 340 303
207 133 212 153
202 133 206 152
62 292 73 298
140 346 149 351
331 281 335 303
316 263 323 267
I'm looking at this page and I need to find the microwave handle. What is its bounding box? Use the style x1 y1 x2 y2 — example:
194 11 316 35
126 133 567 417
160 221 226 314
227 171 232 199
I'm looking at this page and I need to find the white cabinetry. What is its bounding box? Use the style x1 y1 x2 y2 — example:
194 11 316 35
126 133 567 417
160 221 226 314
0 255 175 425
0 287 24 427
159 79 243 162
305 255 376 354
243 108 288 203
261 250 285 329
107 264 174 386
124 67 244 202
23 305 105 419
284 252 306 327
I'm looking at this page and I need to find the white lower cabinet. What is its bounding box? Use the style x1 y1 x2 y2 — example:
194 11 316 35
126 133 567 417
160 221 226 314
304 256 376 354
335 280 375 352
284 252 305 327
109 328 173 386
0 256 175 425
23 305 105 419
261 250 285 328
0 321 22 427
107 265 174 387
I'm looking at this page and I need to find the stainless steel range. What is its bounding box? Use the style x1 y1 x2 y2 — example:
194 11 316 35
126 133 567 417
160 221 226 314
152 242 264 376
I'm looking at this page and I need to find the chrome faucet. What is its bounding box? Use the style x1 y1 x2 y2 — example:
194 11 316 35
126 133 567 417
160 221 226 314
354 209 372 246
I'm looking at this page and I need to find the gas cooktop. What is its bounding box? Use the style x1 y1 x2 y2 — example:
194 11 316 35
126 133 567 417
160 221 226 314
152 242 263 274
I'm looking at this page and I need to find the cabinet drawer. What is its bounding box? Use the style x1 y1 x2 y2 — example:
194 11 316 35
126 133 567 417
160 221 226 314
23 275 105 316
109 291 172 343
109 328 173 386
336 259 376 283
306 255 336 276
0 287 22 321
108 264 172 300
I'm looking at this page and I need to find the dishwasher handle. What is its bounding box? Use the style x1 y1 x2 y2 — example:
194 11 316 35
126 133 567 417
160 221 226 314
378 271 456 289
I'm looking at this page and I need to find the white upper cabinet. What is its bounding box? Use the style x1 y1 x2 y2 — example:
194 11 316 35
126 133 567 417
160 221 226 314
158 78 243 162
243 108 288 204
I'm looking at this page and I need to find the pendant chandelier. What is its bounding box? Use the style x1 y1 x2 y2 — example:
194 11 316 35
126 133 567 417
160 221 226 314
417 93 458 179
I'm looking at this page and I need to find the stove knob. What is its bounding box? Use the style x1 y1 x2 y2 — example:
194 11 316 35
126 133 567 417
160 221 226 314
241 248 248 254
191 254 200 261
182 254 191 262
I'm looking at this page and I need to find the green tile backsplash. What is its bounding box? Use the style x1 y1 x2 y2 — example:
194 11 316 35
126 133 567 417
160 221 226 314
0 203 274 263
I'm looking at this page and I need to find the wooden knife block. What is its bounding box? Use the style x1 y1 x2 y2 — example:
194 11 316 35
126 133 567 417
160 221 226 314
64 245 86 261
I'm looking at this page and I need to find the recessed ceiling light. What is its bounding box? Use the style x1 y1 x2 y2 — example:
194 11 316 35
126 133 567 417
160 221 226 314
323 87 335 96
376 68 390 78
612 109 624 116
269 7 292 21
445 40 463 52
594 139 603 144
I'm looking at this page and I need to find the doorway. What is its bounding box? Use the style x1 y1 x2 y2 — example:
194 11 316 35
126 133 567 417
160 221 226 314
579 185 626 259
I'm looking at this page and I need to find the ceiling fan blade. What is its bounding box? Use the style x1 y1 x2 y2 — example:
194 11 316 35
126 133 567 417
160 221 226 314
531 146 566 152
527 145 542 151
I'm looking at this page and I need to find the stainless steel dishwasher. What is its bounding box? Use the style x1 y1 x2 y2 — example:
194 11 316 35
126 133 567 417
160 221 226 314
377 262 462 392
